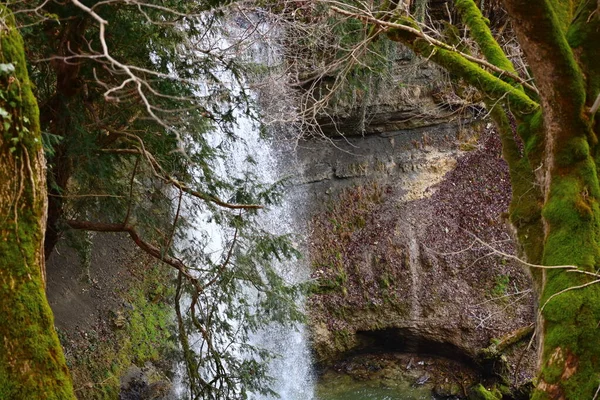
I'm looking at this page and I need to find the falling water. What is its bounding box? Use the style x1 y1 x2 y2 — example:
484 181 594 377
243 129 315 400
180 97 315 400
172 12 316 399
215 96 315 399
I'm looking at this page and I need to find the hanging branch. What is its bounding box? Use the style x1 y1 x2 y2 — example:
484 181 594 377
101 147 263 210
65 219 198 283
330 5 539 95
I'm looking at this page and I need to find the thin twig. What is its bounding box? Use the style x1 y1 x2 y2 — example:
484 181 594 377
593 382 600 400
540 279 600 312
330 5 539 94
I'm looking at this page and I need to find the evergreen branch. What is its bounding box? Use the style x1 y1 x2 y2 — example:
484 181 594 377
189 291 230 397
65 219 199 284
67 215 243 398
69 0 168 128
68 216 244 293
330 5 539 96
164 188 183 258
198 218 239 293
175 272 208 393
101 147 263 210
68 0 214 149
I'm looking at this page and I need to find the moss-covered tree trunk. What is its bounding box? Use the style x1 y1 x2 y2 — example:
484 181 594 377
502 1 600 398
0 8 75 399
375 0 600 397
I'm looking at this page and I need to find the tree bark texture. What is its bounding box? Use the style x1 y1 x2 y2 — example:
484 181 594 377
501 1 600 398
0 7 75 399
380 0 600 397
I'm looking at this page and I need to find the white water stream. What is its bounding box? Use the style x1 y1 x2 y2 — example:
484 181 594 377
172 13 315 399
243 136 315 400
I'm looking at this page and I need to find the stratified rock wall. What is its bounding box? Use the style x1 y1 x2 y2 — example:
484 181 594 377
279 86 536 385
314 47 479 137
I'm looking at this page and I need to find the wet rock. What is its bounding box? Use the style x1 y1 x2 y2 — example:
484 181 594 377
120 364 175 400
415 373 430 385
434 382 463 398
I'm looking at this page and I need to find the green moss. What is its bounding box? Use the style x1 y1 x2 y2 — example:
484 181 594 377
386 23 539 116
491 274 510 297
535 303 600 398
125 289 174 362
490 106 545 265
547 0 575 33
0 6 75 398
468 383 501 400
530 1 586 111
542 158 600 270
440 21 465 50
534 164 600 398
455 0 517 74
567 1 600 113
519 110 544 168
67 262 176 399
0 8 41 152
555 137 590 166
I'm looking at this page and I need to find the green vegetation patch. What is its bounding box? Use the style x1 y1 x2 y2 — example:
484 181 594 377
468 383 502 400
65 259 176 399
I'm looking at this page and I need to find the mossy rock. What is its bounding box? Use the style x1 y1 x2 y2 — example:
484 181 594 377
434 382 463 398
468 383 502 400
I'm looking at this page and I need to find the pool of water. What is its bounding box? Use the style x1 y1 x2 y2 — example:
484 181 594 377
316 373 433 400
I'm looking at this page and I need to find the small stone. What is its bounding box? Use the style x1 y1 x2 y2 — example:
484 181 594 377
415 373 430 385
113 311 126 328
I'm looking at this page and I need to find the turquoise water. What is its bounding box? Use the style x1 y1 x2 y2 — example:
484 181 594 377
317 386 431 400
316 374 432 400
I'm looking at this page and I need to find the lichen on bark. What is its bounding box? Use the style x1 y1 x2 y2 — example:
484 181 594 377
0 6 75 399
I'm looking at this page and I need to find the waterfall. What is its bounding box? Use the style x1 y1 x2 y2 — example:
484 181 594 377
244 133 315 400
172 12 315 399
216 98 315 400
173 100 315 400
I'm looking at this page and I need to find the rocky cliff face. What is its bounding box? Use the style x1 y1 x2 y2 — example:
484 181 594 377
310 46 482 138
279 66 537 394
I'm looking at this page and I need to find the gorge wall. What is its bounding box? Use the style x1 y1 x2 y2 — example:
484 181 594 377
279 54 537 397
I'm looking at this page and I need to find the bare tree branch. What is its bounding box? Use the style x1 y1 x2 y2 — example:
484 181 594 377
330 5 539 94
65 219 198 284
